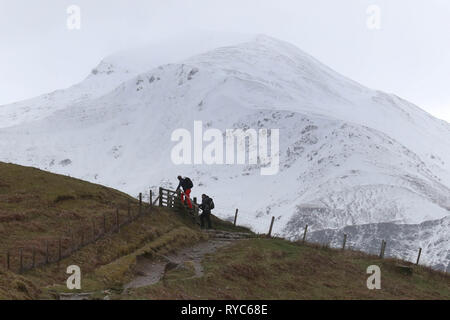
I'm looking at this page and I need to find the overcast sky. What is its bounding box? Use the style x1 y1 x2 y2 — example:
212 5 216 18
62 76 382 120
1 0 449 122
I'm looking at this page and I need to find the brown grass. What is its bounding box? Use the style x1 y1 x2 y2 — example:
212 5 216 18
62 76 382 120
0 162 140 270
121 238 450 300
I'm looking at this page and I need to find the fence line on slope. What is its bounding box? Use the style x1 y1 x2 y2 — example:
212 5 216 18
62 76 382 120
230 210 427 270
1 187 203 274
1 187 431 273
1 192 151 274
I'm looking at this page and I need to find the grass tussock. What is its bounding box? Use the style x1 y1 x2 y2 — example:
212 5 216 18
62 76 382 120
0 269 41 299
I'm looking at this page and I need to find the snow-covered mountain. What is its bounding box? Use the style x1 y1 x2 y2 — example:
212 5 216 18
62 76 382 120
0 35 449 270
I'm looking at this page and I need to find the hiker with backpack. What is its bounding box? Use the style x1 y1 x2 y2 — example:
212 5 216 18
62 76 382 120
199 194 214 229
176 175 193 209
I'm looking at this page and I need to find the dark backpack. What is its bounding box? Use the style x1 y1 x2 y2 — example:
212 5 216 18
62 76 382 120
208 197 215 210
184 177 193 189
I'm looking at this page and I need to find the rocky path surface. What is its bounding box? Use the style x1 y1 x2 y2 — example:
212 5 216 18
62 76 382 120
58 230 253 300
123 230 254 290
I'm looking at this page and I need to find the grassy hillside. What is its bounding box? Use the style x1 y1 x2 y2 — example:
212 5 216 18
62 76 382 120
121 238 450 300
0 162 448 300
0 162 136 249
0 162 241 299
0 204 209 299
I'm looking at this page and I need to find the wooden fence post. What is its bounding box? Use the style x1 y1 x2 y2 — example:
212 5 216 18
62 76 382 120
58 238 62 262
379 240 383 258
302 225 308 243
191 195 198 215
116 208 120 232
150 190 153 207
103 213 107 233
6 250 10 270
177 190 182 207
342 234 347 250
159 187 163 206
19 249 23 273
127 199 131 221
268 216 275 237
379 240 386 259
234 209 239 226
416 248 422 265
92 220 96 239
45 240 49 264
32 248 36 268
71 232 75 253
139 193 142 215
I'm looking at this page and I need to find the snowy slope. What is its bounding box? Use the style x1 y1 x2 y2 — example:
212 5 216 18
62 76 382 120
0 60 130 128
0 32 254 128
0 35 449 269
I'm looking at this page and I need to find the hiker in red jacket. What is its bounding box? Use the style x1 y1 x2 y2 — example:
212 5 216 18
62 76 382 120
176 175 193 209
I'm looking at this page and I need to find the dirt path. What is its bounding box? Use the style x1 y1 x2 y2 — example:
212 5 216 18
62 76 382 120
123 230 253 290
57 231 253 299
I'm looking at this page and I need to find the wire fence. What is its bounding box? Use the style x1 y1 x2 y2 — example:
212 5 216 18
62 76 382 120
1 186 442 274
2 187 205 274
215 207 431 270
1 193 151 274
